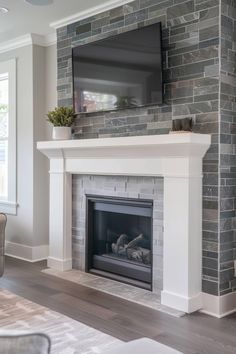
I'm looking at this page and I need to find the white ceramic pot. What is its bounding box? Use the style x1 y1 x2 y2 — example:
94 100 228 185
52 126 71 140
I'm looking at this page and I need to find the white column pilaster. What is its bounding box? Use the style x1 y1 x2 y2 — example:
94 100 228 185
161 157 203 313
47 158 72 271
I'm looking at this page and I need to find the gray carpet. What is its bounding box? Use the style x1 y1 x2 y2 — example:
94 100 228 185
0 289 122 353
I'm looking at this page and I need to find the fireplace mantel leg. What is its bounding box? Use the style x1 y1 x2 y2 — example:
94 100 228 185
161 159 203 313
47 158 72 271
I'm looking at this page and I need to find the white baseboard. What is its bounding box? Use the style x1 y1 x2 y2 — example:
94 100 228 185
5 241 49 262
201 292 236 318
161 290 202 313
47 257 72 271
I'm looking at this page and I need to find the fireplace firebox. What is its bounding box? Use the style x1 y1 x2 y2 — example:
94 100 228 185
86 195 153 290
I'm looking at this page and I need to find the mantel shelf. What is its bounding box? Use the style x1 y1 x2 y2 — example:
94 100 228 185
37 133 211 159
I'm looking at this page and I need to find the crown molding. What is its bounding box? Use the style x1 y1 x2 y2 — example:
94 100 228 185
0 34 32 54
31 33 57 47
50 0 134 29
0 32 56 54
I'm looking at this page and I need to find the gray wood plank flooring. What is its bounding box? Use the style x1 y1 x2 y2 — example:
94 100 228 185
1 256 236 354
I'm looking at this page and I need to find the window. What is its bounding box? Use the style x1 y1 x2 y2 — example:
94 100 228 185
0 59 16 214
0 74 9 198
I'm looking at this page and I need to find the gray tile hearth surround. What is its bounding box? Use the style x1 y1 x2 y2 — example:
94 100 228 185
57 0 236 297
72 175 164 294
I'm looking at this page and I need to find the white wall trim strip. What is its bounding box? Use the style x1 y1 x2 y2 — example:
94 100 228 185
47 257 73 272
0 201 17 215
201 292 236 318
0 33 56 54
5 242 49 262
50 0 135 29
0 35 32 55
0 59 17 214
31 33 57 47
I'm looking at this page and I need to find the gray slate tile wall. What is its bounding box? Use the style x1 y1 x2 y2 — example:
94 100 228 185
219 0 236 295
57 0 236 296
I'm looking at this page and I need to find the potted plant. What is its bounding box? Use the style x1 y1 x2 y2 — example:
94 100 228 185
46 106 75 140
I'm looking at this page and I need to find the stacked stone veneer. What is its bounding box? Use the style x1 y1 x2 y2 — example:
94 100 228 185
219 0 236 295
57 0 236 296
72 175 164 293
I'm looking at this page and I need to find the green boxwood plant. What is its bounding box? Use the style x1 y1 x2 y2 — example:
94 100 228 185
46 107 75 127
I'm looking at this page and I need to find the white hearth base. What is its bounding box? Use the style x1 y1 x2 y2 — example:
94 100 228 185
161 291 203 314
38 133 211 314
47 257 72 271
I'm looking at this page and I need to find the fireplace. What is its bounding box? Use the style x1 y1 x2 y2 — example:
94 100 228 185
86 195 153 290
38 133 211 313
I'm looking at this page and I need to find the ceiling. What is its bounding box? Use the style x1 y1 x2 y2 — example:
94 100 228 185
0 0 108 43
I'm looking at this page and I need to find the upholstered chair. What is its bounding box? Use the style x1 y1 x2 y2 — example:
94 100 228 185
0 333 51 354
0 213 7 277
104 338 183 354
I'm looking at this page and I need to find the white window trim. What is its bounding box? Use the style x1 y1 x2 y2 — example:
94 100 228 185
0 59 17 215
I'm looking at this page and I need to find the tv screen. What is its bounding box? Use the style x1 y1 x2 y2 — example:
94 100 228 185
72 23 162 113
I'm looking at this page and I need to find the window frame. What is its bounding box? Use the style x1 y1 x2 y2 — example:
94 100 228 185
0 59 17 215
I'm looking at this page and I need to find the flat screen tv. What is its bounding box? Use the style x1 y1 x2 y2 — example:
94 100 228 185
72 23 162 113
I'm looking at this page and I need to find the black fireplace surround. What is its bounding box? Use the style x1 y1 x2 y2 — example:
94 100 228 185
86 195 153 290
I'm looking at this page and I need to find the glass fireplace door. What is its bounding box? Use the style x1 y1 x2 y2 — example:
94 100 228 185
86 196 153 290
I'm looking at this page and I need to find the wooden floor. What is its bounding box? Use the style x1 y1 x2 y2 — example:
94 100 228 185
1 257 236 354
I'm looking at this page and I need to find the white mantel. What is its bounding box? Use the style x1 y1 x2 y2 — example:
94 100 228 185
37 133 211 313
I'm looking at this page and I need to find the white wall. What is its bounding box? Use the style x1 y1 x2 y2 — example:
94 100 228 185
33 43 57 248
1 42 57 261
45 44 57 140
33 45 49 248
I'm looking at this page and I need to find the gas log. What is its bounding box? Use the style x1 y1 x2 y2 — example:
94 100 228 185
110 232 151 265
